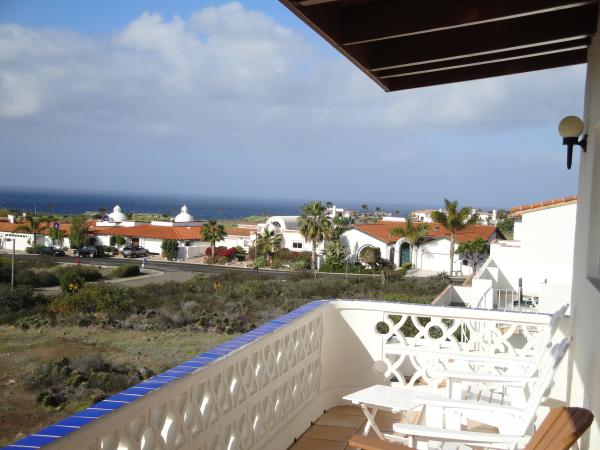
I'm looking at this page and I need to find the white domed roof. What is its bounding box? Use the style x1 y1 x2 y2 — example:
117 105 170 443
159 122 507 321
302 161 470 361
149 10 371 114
108 205 127 223
174 205 194 223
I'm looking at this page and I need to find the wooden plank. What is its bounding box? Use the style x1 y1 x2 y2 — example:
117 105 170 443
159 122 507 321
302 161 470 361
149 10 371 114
375 38 591 79
362 3 597 71
349 434 414 450
341 0 597 45
383 49 587 91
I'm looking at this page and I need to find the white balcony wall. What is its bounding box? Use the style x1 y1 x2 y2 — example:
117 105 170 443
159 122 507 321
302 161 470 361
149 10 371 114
35 301 565 450
570 8 600 448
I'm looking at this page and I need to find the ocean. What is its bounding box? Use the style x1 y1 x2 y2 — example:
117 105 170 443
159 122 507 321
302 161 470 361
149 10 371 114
0 188 427 220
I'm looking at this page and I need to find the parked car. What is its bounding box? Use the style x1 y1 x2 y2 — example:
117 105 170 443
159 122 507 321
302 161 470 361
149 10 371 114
38 246 66 256
121 245 149 258
75 245 105 258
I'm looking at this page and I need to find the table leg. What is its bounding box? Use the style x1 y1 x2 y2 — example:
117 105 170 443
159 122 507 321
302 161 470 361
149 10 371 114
360 404 385 440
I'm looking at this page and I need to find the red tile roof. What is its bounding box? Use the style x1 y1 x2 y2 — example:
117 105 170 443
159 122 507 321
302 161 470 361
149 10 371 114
510 196 577 217
0 222 70 235
92 224 252 241
352 221 499 244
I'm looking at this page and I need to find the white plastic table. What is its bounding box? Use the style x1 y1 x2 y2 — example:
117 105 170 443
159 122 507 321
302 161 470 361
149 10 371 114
343 384 444 442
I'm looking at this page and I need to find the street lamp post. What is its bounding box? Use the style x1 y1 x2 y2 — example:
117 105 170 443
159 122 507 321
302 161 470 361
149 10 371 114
6 235 16 290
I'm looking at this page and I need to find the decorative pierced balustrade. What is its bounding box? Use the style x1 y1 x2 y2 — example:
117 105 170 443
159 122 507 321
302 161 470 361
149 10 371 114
3 300 561 450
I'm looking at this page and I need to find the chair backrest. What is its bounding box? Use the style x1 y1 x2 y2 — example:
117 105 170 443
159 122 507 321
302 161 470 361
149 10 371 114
525 303 569 375
519 337 572 434
525 407 594 450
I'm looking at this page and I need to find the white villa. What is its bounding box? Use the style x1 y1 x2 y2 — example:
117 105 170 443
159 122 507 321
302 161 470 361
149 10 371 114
0 216 71 251
342 220 502 275
93 205 256 259
411 207 498 225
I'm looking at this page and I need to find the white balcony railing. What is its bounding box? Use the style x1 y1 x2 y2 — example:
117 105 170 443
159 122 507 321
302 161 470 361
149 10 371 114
4 300 559 450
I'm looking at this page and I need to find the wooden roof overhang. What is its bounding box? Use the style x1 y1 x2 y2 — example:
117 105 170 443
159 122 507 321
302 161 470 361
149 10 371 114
279 0 599 91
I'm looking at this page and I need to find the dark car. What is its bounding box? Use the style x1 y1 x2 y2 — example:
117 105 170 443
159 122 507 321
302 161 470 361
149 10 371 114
121 245 149 258
38 246 65 256
75 245 105 258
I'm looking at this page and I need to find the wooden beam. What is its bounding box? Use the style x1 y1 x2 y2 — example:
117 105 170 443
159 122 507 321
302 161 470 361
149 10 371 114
341 0 598 45
383 48 587 91
361 4 597 71
375 37 591 78
278 0 389 91
298 0 338 5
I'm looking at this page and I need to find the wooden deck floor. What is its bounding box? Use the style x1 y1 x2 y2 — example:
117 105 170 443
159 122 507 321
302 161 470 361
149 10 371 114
288 405 419 450
288 405 498 449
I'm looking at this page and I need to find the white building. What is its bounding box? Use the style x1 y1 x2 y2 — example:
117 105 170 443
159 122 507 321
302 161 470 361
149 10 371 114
343 220 502 275
257 216 318 253
0 219 71 251
93 205 255 259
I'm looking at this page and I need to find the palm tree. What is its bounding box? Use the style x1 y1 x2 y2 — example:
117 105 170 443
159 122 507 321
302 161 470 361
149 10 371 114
390 218 428 268
15 214 50 248
201 219 227 258
298 201 331 270
256 229 282 266
431 199 478 274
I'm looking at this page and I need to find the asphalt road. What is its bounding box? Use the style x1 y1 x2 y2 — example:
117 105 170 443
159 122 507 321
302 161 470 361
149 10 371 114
12 254 375 281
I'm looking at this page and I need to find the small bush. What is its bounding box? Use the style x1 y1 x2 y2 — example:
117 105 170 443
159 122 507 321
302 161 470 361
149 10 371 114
58 268 86 294
111 264 140 278
253 256 268 268
25 245 44 254
161 239 179 261
205 247 237 260
54 265 102 282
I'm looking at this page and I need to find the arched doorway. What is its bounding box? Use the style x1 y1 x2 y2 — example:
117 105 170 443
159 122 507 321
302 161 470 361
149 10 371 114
400 242 411 266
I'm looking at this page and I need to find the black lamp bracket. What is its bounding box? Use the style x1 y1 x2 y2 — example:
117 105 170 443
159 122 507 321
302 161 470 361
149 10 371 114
563 134 587 169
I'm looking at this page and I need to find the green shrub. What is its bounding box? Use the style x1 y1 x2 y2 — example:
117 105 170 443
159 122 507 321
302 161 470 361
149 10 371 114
161 239 179 261
290 259 310 271
253 256 268 268
25 245 44 254
58 268 86 294
111 264 140 278
0 284 49 324
54 265 102 282
84 236 97 246
15 269 59 287
51 284 135 316
25 355 153 409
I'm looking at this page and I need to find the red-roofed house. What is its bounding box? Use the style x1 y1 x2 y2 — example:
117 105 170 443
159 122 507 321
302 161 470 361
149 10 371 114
342 220 503 275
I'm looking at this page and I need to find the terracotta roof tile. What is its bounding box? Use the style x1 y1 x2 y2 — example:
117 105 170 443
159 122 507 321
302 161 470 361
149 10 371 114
509 196 577 217
0 221 70 235
352 221 499 244
92 224 253 241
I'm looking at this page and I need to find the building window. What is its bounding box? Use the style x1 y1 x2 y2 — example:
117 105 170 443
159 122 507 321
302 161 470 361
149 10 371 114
292 242 303 249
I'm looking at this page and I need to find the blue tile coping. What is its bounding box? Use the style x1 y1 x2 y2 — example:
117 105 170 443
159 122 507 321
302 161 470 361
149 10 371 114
1 300 329 449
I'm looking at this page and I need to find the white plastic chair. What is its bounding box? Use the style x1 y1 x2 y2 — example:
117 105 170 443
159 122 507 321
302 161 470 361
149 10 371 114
391 337 571 449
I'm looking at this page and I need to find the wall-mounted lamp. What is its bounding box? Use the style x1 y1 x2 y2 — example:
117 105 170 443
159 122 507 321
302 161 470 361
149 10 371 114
558 115 587 169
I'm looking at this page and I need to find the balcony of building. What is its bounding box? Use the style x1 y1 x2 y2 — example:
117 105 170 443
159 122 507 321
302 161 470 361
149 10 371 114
2 299 566 450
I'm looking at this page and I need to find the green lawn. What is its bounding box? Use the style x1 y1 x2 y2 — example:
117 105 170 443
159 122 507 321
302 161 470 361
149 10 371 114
0 326 234 446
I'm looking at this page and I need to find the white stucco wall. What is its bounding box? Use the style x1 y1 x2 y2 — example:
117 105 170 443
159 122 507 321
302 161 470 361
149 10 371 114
341 229 393 263
416 238 473 276
490 204 576 291
569 13 600 448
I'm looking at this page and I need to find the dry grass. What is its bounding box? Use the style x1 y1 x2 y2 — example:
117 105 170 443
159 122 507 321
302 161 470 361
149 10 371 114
0 325 234 446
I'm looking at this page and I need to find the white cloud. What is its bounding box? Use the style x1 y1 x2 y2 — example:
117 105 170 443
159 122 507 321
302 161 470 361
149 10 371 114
0 2 584 204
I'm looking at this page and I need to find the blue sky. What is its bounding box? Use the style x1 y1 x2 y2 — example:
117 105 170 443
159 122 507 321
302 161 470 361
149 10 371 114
0 0 586 210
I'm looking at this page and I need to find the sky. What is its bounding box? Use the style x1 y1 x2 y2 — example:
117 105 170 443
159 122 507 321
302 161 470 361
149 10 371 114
0 0 587 210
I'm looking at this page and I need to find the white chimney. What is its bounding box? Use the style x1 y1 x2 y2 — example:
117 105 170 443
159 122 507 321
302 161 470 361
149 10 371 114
8 214 15 224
